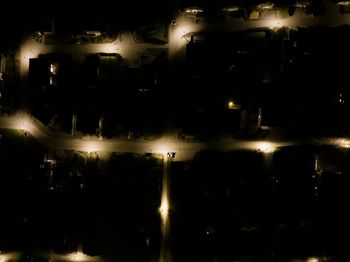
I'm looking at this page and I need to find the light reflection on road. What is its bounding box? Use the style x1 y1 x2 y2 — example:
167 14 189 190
159 155 171 262
1 112 350 161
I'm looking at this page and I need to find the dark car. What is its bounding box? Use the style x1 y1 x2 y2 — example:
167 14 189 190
167 152 176 158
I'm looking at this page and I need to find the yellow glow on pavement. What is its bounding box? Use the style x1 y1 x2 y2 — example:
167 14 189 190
18 118 33 133
94 43 116 54
152 142 170 155
82 141 102 153
306 257 319 262
253 141 277 153
265 18 285 29
159 153 170 223
169 15 204 45
159 194 169 223
50 249 103 261
159 155 170 262
169 9 206 60
21 46 39 60
20 43 40 75
334 138 350 148
289 256 331 262
0 252 21 262
20 34 52 76
171 24 193 43
306 256 333 262
68 251 91 261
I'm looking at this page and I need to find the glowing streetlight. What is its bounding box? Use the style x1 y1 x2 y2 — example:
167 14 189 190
0 252 21 262
99 43 115 53
228 100 240 110
253 141 276 153
228 101 234 109
82 141 101 153
20 37 45 76
159 194 169 223
159 150 170 224
306 257 319 262
169 17 204 45
171 25 192 43
18 117 33 133
159 155 170 262
0 254 9 262
68 251 90 261
306 256 333 262
333 138 350 148
152 141 170 155
265 18 285 29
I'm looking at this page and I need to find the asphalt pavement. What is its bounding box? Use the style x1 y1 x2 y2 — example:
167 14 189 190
3 0 350 161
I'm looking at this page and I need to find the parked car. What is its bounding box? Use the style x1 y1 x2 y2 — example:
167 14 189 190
167 152 176 158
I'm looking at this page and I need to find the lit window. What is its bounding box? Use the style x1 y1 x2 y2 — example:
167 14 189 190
228 100 240 110
50 63 59 75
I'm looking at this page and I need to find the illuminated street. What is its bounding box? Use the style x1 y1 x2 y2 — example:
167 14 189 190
0 111 309 160
2 0 350 261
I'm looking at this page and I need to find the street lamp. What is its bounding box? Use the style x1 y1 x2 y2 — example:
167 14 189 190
253 141 276 153
265 18 285 29
0 252 21 262
228 100 240 110
68 251 90 261
333 138 350 148
159 195 169 223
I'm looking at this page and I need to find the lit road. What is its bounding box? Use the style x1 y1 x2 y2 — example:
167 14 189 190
2 4 350 261
0 111 347 262
20 30 167 78
0 111 347 161
19 0 350 76
168 0 350 60
159 157 171 262
8 0 350 160
0 250 102 262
